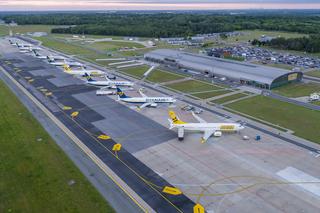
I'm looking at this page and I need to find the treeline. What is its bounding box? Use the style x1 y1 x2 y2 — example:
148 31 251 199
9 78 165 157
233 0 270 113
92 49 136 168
2 13 320 37
252 35 320 53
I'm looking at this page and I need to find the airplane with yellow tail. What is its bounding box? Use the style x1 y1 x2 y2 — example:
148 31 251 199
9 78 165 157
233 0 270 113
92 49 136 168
168 111 245 143
63 64 104 76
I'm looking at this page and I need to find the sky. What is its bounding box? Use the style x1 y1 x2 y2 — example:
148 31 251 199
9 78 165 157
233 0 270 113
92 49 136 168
1 0 320 11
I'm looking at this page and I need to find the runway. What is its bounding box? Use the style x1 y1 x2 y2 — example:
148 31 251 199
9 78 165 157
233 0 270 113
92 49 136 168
0 39 195 212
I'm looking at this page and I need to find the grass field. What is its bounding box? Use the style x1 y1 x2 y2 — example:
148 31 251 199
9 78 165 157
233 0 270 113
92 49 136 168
312 101 320 105
165 80 224 93
0 81 114 213
146 69 185 83
119 65 150 79
273 83 320 97
0 25 57 36
34 36 108 63
211 93 248 104
226 95 320 144
87 41 144 51
190 90 232 99
305 70 320 78
264 63 294 70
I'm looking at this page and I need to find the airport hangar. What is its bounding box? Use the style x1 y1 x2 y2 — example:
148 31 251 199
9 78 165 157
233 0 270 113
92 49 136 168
144 49 303 89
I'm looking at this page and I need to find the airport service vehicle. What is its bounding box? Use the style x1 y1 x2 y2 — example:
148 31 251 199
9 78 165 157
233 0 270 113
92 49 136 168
116 87 176 109
168 111 245 143
84 73 133 88
63 65 104 76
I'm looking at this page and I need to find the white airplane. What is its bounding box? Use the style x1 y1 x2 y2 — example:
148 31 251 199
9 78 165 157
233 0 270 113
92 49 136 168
63 65 104 76
31 50 47 59
50 59 83 67
116 87 176 109
84 73 133 88
31 50 67 61
168 111 245 143
8 39 32 47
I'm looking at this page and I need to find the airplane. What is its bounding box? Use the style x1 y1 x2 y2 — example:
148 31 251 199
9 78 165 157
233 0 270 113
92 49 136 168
50 59 83 67
168 111 245 143
84 73 133 88
116 87 176 109
63 64 105 76
16 42 33 49
8 39 18 46
31 50 47 59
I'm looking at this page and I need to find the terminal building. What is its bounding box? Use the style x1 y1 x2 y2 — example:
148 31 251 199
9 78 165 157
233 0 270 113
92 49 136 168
144 49 303 89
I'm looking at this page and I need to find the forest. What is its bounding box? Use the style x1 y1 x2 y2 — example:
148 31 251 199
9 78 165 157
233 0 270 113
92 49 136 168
252 35 320 53
2 13 320 38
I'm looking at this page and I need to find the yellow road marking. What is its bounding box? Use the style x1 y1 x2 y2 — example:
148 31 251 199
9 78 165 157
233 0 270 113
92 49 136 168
98 134 111 140
45 92 52 96
112 143 122 151
62 106 72 110
193 203 205 213
162 186 182 195
70 111 79 118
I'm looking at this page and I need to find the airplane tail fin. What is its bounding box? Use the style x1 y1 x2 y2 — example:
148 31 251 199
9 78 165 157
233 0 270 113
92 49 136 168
63 64 72 72
32 49 39 56
84 73 94 82
116 87 129 99
168 111 187 124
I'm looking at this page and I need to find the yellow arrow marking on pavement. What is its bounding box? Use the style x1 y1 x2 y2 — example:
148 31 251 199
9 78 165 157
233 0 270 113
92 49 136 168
70 111 79 118
193 204 205 213
112 143 122 151
162 186 182 195
45 92 52 96
63 106 72 110
98 135 111 140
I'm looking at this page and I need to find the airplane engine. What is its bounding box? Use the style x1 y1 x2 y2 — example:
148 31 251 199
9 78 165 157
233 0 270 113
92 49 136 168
178 128 184 141
150 103 158 107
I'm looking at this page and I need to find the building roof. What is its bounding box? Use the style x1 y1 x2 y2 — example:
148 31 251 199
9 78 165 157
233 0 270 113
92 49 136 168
145 49 301 85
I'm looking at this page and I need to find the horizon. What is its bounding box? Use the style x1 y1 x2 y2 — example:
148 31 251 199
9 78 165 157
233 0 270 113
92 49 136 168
1 1 320 11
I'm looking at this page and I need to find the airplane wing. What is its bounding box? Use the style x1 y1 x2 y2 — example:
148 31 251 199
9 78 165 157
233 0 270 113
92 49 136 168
139 88 148 98
191 112 207 123
139 102 152 109
201 130 215 143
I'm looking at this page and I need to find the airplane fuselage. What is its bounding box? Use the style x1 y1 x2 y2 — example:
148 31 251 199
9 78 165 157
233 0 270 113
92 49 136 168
65 70 104 76
121 97 175 104
87 80 133 87
173 123 244 132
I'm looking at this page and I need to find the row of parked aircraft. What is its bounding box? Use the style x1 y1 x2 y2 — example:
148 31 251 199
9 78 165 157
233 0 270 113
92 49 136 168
10 38 245 143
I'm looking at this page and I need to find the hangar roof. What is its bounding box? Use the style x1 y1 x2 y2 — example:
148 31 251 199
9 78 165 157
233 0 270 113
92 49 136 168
145 49 301 85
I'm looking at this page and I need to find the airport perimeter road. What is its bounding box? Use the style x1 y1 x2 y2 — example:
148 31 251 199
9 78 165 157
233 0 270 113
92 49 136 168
0 40 195 212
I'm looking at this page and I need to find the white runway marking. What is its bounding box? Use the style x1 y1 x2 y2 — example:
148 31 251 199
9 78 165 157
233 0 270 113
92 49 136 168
277 167 320 198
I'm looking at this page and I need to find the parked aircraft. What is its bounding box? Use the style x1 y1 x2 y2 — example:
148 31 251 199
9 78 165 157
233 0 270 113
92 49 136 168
31 50 68 61
84 73 133 88
63 65 104 76
168 111 245 143
116 87 176 109
50 59 83 67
